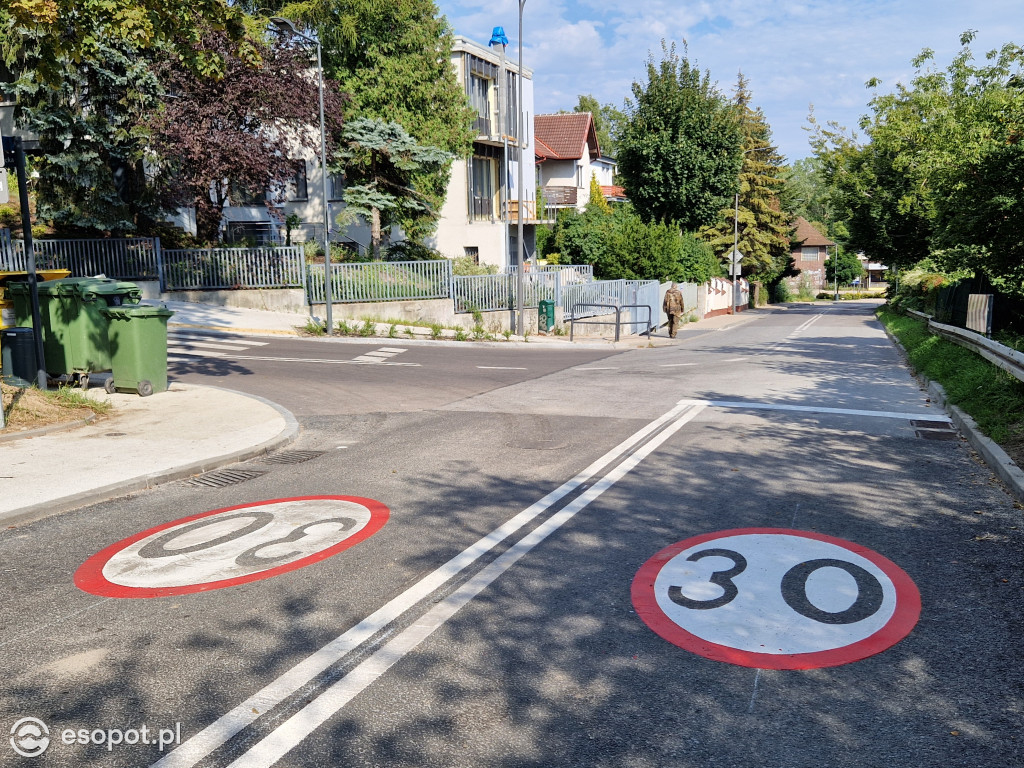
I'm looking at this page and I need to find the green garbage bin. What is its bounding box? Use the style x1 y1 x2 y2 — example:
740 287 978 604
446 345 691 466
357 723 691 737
9 277 142 378
100 304 174 396
1 327 36 386
538 300 556 332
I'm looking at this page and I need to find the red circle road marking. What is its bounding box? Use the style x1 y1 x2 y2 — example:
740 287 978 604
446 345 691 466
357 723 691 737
75 496 389 598
631 528 921 670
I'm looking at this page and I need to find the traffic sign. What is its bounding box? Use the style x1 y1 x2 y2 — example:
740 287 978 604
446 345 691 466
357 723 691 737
631 528 920 669
75 496 389 598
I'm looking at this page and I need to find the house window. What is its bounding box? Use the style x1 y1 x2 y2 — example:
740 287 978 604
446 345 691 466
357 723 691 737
464 246 479 265
801 246 819 261
329 173 344 202
289 161 308 201
471 154 496 220
229 182 265 206
576 164 584 188
469 74 492 135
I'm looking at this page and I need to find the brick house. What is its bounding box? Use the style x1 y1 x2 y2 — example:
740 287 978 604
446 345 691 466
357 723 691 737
788 217 834 292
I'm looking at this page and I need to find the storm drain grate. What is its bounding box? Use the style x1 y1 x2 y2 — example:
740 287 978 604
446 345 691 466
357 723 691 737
911 420 954 430
915 430 959 441
262 450 327 465
186 468 267 488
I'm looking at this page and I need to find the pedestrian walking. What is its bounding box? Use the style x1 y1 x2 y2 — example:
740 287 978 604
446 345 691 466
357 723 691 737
663 282 685 338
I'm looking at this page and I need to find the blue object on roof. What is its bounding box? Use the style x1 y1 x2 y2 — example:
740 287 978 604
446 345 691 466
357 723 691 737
489 26 509 47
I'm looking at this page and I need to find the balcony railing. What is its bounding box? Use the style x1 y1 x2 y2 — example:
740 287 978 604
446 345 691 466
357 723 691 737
505 200 558 223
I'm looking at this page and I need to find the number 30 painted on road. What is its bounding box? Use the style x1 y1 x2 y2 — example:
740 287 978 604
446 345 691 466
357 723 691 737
631 528 921 670
76 496 388 598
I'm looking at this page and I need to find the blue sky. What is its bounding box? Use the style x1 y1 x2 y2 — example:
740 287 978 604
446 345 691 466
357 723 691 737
434 1 1024 162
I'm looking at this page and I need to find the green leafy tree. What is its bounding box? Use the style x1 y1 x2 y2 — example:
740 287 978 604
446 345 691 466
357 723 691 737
825 250 865 286
2 0 255 87
811 33 1024 286
701 74 791 280
333 117 451 259
556 204 719 283
587 172 610 214
573 94 625 158
617 41 742 230
269 0 475 241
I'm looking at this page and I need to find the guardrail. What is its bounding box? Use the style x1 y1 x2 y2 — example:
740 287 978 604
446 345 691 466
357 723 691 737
903 308 1024 384
162 246 304 291
569 304 653 342
308 259 452 304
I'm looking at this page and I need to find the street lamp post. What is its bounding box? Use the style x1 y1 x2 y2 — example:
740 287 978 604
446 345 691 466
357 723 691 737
272 18 334 335
730 145 776 314
516 0 526 336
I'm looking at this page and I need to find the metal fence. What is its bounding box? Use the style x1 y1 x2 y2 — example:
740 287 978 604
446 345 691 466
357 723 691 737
307 259 452 304
162 246 305 291
4 237 159 278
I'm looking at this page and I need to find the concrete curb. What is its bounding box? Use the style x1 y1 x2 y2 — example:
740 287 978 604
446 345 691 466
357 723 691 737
2 386 300 528
880 319 1024 501
0 412 97 444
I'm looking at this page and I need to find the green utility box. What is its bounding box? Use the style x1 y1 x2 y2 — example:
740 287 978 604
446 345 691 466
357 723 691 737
101 304 174 396
9 277 142 377
538 299 556 332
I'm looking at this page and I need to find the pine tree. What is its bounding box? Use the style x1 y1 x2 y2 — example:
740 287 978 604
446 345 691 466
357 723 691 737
701 73 791 280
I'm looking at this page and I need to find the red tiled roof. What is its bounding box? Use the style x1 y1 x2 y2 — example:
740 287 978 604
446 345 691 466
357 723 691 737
534 113 600 161
534 136 557 162
791 216 834 247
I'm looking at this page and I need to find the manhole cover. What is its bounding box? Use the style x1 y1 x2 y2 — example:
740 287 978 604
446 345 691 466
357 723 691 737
911 420 954 430
186 468 267 488
262 450 327 465
915 430 958 441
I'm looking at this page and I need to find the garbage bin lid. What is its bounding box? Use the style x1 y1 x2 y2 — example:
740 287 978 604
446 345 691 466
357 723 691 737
100 304 175 319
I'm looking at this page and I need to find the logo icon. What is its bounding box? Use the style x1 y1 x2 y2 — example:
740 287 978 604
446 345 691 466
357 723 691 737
10 717 50 757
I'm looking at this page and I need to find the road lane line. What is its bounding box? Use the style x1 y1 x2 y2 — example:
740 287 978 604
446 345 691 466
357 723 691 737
477 366 528 370
660 363 698 367
677 398 937 421
575 366 619 370
166 339 252 351
167 348 226 358
216 355 420 367
223 403 708 768
153 400 701 768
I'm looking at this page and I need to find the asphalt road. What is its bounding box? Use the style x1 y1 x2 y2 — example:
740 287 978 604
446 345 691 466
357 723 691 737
2 303 1022 768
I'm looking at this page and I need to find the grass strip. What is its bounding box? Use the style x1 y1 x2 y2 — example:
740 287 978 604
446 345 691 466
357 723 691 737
877 308 1024 452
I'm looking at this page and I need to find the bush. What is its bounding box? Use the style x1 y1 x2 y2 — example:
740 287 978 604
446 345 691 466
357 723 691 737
773 282 792 303
383 240 444 262
451 255 498 276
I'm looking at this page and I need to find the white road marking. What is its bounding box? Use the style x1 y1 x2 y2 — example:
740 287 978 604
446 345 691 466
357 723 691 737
376 348 407 354
220 355 420 367
169 334 269 347
677 398 937 421
477 366 528 370
660 363 698 368
153 400 704 768
167 340 251 351
221 403 707 768
167 348 226 358
575 366 619 370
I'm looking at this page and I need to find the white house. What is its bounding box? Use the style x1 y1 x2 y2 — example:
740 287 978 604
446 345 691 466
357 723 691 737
429 33 542 269
534 112 622 212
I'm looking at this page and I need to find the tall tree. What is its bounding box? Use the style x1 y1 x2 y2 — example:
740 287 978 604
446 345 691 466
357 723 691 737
573 94 625 159
617 41 742 230
146 28 346 243
271 0 475 241
332 117 451 259
701 74 791 279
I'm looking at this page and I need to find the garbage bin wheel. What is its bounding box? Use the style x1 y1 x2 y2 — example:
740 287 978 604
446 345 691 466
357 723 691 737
104 378 116 395
138 379 153 397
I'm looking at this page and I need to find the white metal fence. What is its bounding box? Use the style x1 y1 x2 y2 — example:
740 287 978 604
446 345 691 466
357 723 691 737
162 246 305 291
2 237 160 278
307 259 453 304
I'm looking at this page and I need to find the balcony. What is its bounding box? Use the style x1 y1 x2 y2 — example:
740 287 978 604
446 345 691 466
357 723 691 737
505 200 557 224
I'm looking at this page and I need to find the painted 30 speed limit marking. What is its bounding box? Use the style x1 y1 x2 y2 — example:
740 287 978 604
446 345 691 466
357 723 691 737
76 496 389 598
631 528 921 670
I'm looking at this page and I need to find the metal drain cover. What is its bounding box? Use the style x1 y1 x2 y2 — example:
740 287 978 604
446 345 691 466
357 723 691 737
262 450 326 465
186 468 267 488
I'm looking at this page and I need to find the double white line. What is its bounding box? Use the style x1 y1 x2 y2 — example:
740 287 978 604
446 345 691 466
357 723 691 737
154 400 706 768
